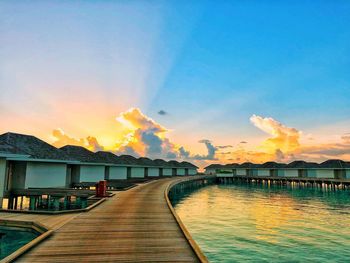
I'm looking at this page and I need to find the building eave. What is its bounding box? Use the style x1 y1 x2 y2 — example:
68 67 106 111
6 157 69 163
0 153 31 159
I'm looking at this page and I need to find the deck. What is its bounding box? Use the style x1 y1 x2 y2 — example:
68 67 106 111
217 174 350 189
11 177 202 262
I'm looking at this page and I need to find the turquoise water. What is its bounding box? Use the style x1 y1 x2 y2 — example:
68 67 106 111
173 183 350 262
0 226 39 260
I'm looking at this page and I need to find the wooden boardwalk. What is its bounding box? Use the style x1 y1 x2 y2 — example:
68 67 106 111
15 178 201 262
0 210 79 231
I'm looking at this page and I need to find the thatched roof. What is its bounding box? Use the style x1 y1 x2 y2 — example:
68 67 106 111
224 163 240 169
180 161 198 169
60 145 100 163
0 132 199 169
94 151 120 164
239 162 260 168
167 160 181 168
261 162 287 169
118 155 138 165
0 132 70 160
286 161 318 168
319 159 348 169
137 157 155 166
204 164 224 169
0 141 24 156
153 159 171 167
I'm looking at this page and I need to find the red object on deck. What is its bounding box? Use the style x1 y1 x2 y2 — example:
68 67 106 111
96 180 107 197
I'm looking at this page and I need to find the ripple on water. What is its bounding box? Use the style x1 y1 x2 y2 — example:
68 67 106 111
174 184 350 262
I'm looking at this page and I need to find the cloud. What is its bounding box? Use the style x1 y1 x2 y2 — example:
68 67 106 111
274 149 285 162
115 108 182 159
158 110 167 115
51 110 350 169
216 115 303 164
86 136 104 152
166 152 177 159
216 116 350 164
114 108 220 161
141 131 163 155
341 133 350 143
52 129 104 152
250 114 300 153
50 108 195 160
216 145 233 149
179 146 190 158
192 140 218 160
116 108 166 133
116 146 139 157
219 152 232 155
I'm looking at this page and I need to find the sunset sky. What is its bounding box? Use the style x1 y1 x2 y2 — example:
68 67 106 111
1 1 350 169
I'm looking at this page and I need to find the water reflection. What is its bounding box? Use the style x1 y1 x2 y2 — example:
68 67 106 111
0 226 38 260
174 183 350 262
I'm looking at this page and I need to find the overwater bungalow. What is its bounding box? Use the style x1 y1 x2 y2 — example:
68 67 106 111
0 132 199 209
317 159 349 179
138 157 158 178
0 133 72 189
0 133 75 208
153 159 172 176
94 151 126 180
283 161 319 177
180 161 199 176
168 160 182 176
204 164 223 175
239 162 260 176
214 163 239 177
260 162 286 177
60 145 106 184
205 159 350 179
117 155 144 179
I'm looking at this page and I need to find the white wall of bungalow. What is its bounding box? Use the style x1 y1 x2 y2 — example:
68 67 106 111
188 168 197 175
346 169 350 179
204 168 216 175
0 159 197 197
177 168 186 176
214 167 350 179
147 167 160 177
0 157 70 208
108 166 128 180
77 163 105 183
162 168 173 176
0 133 199 210
6 158 70 189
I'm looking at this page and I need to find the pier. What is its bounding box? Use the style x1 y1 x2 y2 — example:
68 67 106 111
217 175 350 190
6 177 208 262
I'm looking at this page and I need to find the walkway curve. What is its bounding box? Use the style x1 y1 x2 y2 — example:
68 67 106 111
17 177 206 262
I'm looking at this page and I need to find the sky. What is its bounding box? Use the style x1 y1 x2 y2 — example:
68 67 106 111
1 1 350 169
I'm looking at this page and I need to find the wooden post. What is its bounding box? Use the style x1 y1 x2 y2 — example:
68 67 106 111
29 196 36 210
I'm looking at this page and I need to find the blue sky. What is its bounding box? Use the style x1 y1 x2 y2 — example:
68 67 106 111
1 1 350 165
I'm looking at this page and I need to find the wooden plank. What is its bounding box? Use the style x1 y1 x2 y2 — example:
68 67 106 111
14 178 201 262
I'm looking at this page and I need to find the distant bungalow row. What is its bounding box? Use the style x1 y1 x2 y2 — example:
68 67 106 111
0 132 198 206
205 160 350 179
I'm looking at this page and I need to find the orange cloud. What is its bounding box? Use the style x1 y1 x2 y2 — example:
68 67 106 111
211 115 350 165
51 111 350 169
51 108 223 164
211 115 302 164
250 114 300 153
52 129 104 152
114 108 177 158
116 108 167 133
